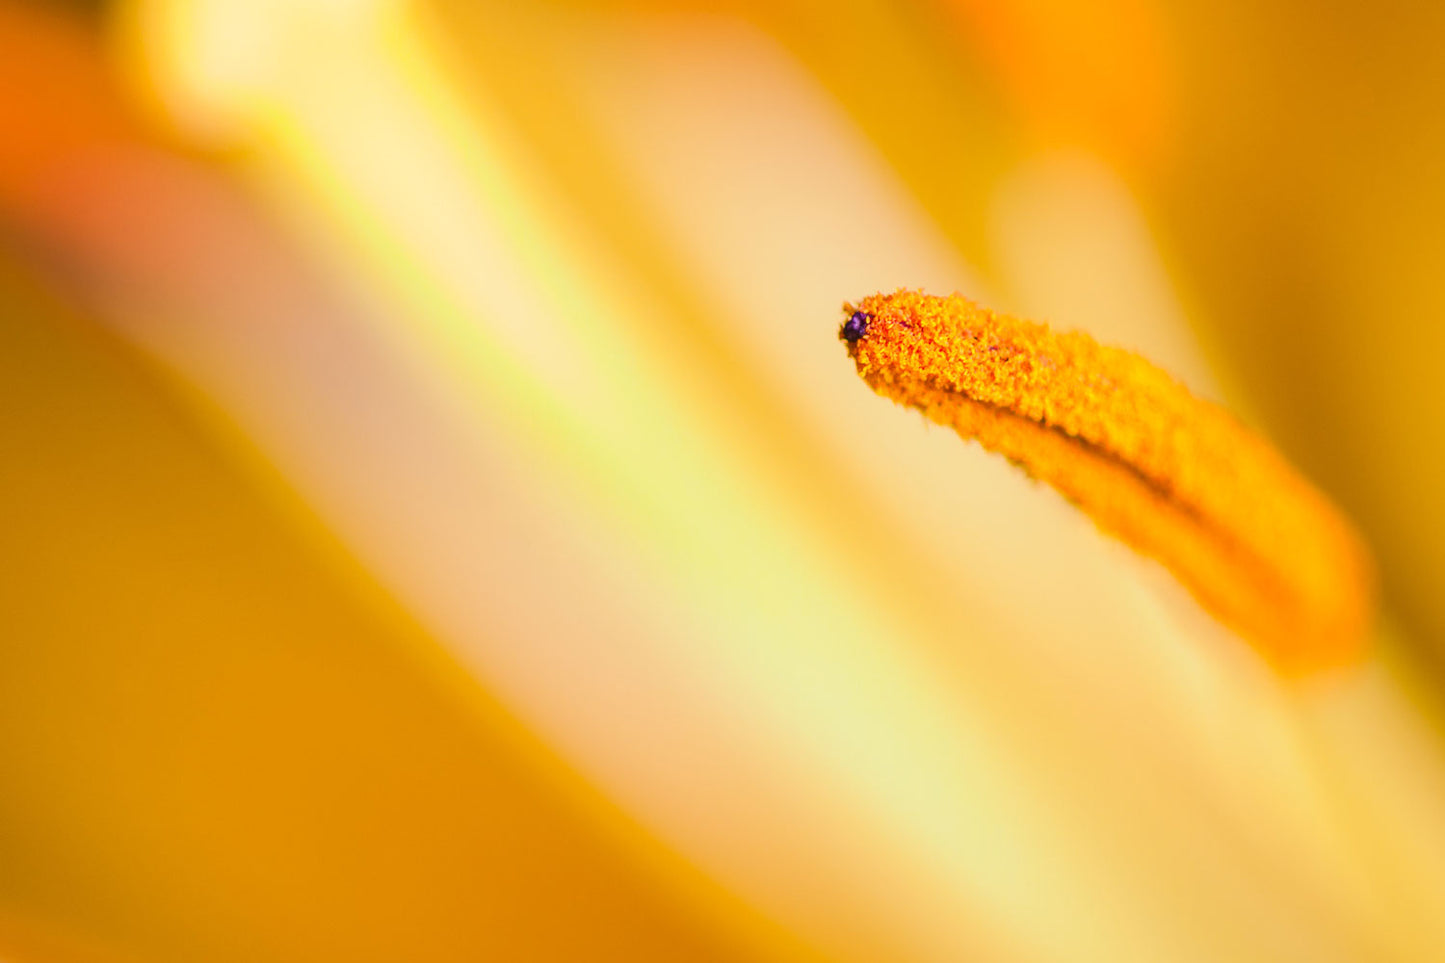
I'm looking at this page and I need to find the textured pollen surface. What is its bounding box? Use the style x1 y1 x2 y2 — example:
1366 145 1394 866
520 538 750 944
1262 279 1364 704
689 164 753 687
842 289 1374 672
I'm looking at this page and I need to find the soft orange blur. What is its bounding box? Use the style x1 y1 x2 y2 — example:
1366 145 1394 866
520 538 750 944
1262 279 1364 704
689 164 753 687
7 1 1445 961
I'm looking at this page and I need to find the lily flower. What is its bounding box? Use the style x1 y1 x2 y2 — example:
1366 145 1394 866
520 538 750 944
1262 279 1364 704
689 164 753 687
4 1 1445 961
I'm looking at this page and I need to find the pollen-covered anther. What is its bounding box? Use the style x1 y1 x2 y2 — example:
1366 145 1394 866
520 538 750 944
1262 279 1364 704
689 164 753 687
841 289 1374 673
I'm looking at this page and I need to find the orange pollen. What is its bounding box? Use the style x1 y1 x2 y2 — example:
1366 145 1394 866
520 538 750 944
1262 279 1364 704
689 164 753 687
841 289 1374 672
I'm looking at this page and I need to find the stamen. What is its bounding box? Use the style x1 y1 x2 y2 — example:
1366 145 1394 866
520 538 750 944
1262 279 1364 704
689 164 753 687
841 289 1374 672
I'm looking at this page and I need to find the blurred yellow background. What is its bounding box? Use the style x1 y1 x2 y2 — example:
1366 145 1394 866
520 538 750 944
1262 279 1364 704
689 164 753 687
6 0 1445 960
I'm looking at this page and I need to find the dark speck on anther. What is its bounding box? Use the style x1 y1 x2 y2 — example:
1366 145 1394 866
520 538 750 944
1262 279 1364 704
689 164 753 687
843 311 869 342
